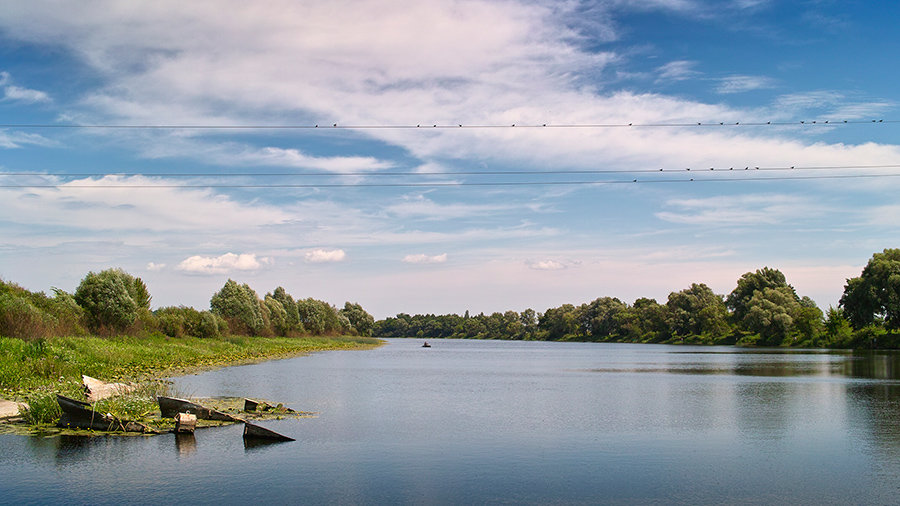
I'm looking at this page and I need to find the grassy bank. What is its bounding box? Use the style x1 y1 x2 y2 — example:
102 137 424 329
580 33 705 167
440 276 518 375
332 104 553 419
0 334 382 408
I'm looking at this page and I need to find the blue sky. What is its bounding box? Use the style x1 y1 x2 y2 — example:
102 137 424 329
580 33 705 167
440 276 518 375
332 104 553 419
1 0 898 318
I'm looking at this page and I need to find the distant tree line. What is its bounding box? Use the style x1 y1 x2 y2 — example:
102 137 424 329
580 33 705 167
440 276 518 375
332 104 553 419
0 269 374 340
374 249 900 349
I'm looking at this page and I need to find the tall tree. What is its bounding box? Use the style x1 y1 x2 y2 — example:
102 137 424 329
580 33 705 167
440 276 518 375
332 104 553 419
667 283 730 338
538 304 578 340
210 279 266 335
840 248 900 329
742 286 801 344
576 297 626 339
341 302 375 336
74 268 141 332
727 267 793 322
270 286 300 332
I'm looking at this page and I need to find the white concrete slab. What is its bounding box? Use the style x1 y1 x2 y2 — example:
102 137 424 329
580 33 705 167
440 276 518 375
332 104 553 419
0 399 25 419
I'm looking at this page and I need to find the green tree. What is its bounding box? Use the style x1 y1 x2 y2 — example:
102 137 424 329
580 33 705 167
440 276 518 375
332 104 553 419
129 277 151 310
270 287 301 332
519 308 538 340
264 295 289 336
840 248 900 329
341 302 375 336
576 297 626 340
823 306 852 345
727 267 793 322
616 298 668 342
210 279 266 335
74 269 141 333
794 296 824 343
742 286 802 344
538 304 578 340
297 298 326 334
666 283 730 339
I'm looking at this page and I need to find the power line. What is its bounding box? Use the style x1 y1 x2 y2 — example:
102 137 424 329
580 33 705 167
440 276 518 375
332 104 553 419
4 164 900 178
2 172 899 189
0 119 896 130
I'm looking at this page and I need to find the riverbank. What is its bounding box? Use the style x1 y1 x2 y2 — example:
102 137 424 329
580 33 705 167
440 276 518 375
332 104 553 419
0 334 382 425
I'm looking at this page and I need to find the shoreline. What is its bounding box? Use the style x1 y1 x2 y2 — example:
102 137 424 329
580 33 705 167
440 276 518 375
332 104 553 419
0 335 384 433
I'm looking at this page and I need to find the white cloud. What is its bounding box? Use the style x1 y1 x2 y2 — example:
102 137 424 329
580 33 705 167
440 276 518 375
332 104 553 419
528 259 566 270
177 252 269 274
0 130 57 149
146 262 166 271
0 0 895 318
305 249 346 263
403 253 447 264
0 71 51 103
227 146 394 173
3 84 51 103
656 60 699 81
0 0 896 176
716 75 776 94
0 175 292 232
385 194 519 220
655 194 820 226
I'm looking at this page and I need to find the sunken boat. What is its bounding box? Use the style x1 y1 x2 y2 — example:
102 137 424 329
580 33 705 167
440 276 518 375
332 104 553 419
242 420 295 442
157 396 239 422
57 394 155 433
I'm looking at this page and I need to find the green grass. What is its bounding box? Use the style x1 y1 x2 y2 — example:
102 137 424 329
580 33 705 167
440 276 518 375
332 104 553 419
0 334 381 402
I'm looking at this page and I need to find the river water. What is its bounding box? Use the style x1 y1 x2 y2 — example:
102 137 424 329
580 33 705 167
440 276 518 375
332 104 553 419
2 339 900 504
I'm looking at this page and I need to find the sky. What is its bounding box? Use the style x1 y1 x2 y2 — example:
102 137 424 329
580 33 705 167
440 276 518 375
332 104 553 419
1 0 898 319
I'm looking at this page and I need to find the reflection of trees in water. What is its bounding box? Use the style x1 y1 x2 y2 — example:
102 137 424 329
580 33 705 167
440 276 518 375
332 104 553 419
846 384 900 458
844 351 900 380
26 434 107 467
844 353 900 481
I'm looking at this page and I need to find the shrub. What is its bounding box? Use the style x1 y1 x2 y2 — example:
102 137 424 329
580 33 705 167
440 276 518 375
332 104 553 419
0 292 55 340
74 269 141 333
195 311 224 339
156 308 187 337
155 306 224 338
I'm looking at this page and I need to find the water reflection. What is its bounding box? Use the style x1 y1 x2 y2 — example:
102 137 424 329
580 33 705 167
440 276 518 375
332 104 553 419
174 433 197 456
23 435 94 467
243 436 289 452
580 350 900 382
844 351 900 380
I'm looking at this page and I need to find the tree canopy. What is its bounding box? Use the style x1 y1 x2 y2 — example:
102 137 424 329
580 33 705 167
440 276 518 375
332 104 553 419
74 268 144 332
840 248 900 329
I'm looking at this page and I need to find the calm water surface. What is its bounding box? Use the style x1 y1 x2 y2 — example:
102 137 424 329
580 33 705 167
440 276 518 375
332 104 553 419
2 339 900 504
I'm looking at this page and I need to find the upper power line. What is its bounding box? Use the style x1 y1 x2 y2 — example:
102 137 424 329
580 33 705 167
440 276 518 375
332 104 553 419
0 119 896 130
4 164 900 178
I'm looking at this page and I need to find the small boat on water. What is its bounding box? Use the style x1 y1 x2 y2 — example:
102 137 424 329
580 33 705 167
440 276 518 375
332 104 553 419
242 420 295 442
422 341 431 348
157 396 239 421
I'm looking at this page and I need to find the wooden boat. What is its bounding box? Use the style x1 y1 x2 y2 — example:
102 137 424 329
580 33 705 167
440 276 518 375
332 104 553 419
242 420 295 442
422 341 431 348
157 396 239 422
56 394 155 433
